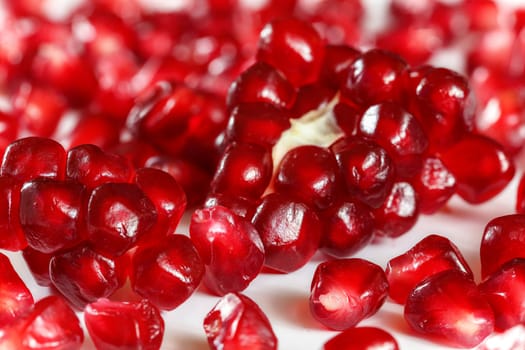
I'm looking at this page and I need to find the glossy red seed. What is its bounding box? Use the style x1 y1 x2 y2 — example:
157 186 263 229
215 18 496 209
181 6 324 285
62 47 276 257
333 102 361 137
22 247 53 287
226 62 296 110
131 234 204 310
84 298 164 350
323 326 399 350
0 176 25 251
257 18 324 87
0 252 33 329
135 167 186 239
274 145 342 210
342 49 407 107
211 142 272 200
19 179 86 254
252 193 322 273
190 205 264 295
480 258 525 331
320 200 374 258
204 193 258 219
224 102 291 148
1 137 66 181
204 292 277 350
330 137 395 208
87 183 157 256
319 44 361 89
310 258 389 330
404 270 495 348
67 113 122 150
373 181 419 239
359 102 428 177
440 134 515 204
386 234 473 304
411 156 456 214
50 245 125 309
481 214 525 279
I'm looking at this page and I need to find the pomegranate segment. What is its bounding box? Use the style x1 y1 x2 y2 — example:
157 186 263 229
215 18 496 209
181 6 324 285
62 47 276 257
386 234 473 304
252 193 322 273
189 205 264 295
323 326 399 350
309 258 389 331
404 270 495 348
84 298 164 350
203 292 277 350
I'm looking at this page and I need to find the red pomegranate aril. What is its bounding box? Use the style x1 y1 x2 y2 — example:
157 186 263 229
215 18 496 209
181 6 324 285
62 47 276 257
310 258 389 331
131 234 204 310
189 205 264 295
386 234 473 304
22 247 53 286
461 0 500 32
204 192 258 219
49 244 125 309
274 145 342 210
1 137 66 182
411 156 456 214
440 134 515 204
226 61 296 110
373 181 419 239
224 102 292 148
256 18 325 87
0 252 33 329
319 44 361 89
342 48 408 107
87 182 157 256
67 113 122 150
19 179 87 254
0 295 84 350
481 214 525 279
359 102 428 178
252 193 322 273
204 292 277 350
323 326 399 350
84 298 164 350
404 269 495 348
0 176 25 251
289 83 337 119
330 137 395 208
211 142 272 200
320 200 374 258
480 258 525 331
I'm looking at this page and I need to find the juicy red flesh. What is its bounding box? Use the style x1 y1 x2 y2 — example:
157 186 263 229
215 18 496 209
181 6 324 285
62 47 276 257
252 193 322 273
0 176 25 251
310 258 389 330
84 298 164 350
203 292 277 350
323 326 399 350
189 205 264 295
404 270 495 348
386 234 473 304
131 234 204 310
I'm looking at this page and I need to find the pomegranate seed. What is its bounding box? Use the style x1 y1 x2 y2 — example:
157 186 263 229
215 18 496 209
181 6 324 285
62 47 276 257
204 192 258 219
257 18 325 87
290 83 337 119
0 176 26 251
480 214 525 279
0 295 84 350
440 134 515 204
1 137 66 182
22 247 53 287
405 270 494 348
0 252 33 329
87 182 157 256
320 199 374 258
84 298 164 350
309 258 388 330
252 193 322 273
319 45 361 89
189 205 264 295
131 234 204 310
461 0 500 32
480 258 525 331
274 145 342 210
203 292 277 350
373 181 419 239
386 234 473 304
50 244 125 309
323 326 399 350
67 113 122 150
332 102 361 137
210 142 273 200
19 179 87 254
